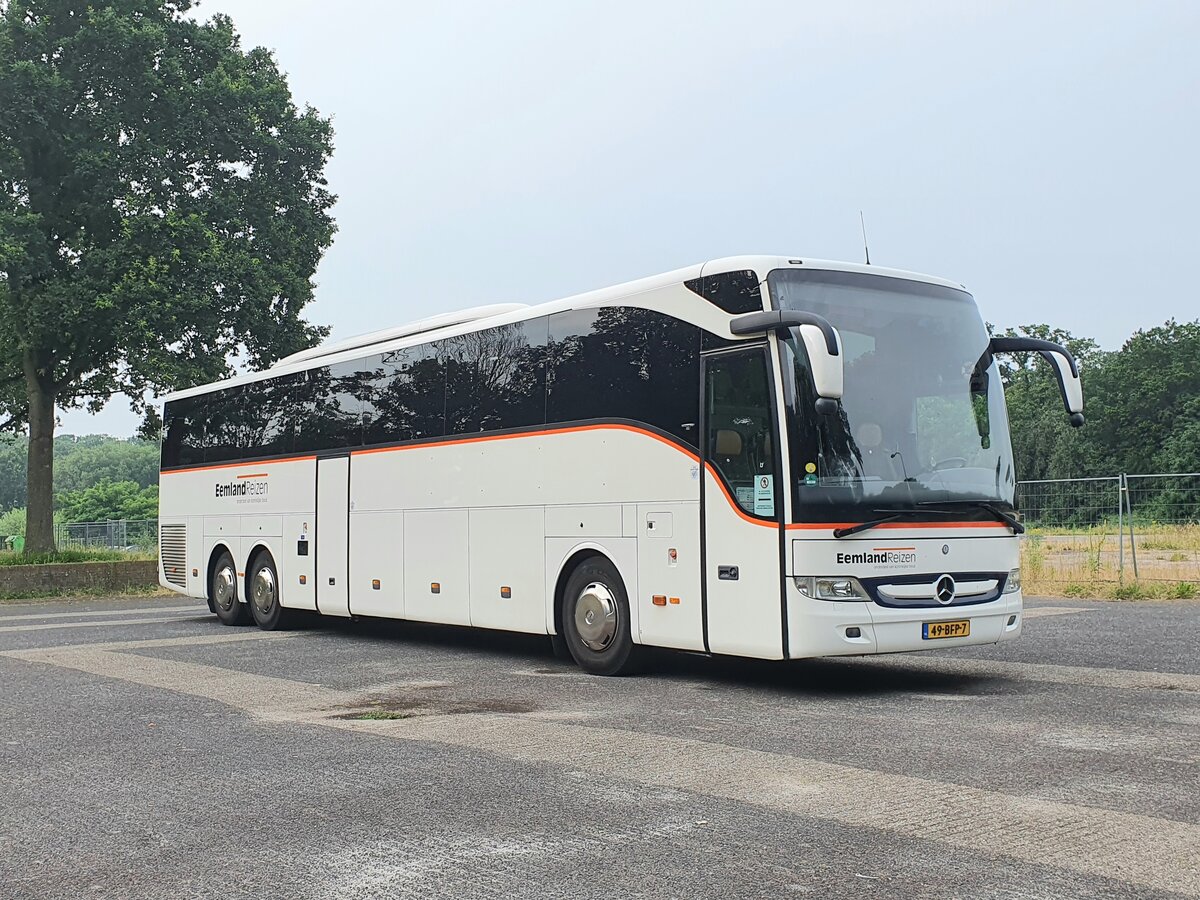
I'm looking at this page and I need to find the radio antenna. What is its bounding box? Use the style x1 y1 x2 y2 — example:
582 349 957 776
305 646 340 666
859 211 871 265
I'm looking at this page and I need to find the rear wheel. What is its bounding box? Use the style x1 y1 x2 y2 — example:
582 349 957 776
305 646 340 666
248 552 295 631
210 551 250 626
562 556 641 676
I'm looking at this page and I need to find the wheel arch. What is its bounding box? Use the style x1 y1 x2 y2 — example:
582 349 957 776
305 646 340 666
550 541 637 641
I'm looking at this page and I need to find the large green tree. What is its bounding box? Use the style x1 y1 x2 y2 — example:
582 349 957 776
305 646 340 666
0 0 335 552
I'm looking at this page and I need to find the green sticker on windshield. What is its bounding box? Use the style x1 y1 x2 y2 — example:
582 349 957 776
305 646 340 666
804 474 818 486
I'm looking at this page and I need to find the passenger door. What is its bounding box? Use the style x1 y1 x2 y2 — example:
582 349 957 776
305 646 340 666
701 347 785 658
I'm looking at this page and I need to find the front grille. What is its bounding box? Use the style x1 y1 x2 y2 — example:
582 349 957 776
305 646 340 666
160 524 187 588
861 571 1007 608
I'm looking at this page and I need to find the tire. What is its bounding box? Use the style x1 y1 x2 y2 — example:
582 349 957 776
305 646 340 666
210 551 250 626
561 556 641 676
247 552 295 631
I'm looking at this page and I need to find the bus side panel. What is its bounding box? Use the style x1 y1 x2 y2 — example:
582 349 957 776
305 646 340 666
469 506 546 632
348 511 403 618
636 502 704 651
403 508 470 626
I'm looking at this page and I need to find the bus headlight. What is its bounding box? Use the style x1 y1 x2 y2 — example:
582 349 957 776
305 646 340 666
795 576 868 601
1003 568 1021 593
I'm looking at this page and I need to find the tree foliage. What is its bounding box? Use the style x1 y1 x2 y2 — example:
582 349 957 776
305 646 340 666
0 0 335 551
56 477 157 521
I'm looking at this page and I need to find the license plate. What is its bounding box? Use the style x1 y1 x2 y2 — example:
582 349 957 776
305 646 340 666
923 619 970 640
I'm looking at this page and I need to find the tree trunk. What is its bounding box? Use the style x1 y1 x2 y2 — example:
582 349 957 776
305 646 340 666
23 352 56 554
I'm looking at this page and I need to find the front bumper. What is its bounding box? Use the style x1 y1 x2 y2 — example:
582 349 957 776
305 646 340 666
786 581 1023 659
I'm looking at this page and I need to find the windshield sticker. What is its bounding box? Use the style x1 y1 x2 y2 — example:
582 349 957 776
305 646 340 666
736 486 754 509
754 475 775 516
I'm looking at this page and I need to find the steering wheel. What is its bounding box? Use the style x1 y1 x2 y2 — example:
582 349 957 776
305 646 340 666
933 456 968 471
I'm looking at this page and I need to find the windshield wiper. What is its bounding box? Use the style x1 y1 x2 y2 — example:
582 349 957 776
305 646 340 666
917 499 1025 534
833 508 956 539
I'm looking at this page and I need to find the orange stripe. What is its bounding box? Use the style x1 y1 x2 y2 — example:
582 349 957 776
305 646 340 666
704 461 778 528
352 422 701 462
160 454 316 475
161 426 1010 534
236 473 269 479
874 546 916 551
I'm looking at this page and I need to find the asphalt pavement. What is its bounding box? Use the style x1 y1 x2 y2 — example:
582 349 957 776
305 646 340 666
1 595 1197 899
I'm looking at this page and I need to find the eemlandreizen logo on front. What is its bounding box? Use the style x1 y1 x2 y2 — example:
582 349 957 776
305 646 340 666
836 549 917 566
215 474 268 502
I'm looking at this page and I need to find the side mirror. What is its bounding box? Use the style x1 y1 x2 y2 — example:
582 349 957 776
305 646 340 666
730 310 843 415
989 336 1085 427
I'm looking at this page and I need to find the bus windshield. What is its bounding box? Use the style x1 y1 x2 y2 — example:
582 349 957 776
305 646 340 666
770 268 1016 523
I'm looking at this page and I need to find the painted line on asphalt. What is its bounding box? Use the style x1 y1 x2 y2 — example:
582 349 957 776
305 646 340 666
1022 607 1093 619
0 604 198 623
856 655 1200 694
4 644 1198 897
0 615 216 634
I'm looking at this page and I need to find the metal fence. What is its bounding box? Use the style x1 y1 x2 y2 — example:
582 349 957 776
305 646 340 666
53 519 158 551
1016 473 1200 586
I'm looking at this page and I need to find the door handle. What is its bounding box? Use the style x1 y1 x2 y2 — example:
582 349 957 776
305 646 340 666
718 565 739 581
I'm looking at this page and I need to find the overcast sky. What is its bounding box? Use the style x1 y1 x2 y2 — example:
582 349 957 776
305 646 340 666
60 0 1200 436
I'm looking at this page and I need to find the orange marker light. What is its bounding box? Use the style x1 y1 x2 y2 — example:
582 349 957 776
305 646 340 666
669 597 680 605
431 582 441 594
372 579 381 590
299 575 307 585
652 595 667 606
500 586 512 598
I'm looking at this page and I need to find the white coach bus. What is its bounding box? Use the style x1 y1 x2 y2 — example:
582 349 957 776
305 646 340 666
157 256 1084 674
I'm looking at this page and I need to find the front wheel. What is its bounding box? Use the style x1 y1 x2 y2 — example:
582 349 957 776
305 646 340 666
248 552 296 631
210 551 250 626
562 556 641 676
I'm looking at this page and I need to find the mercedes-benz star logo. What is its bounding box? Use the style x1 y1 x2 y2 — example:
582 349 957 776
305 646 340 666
935 575 956 605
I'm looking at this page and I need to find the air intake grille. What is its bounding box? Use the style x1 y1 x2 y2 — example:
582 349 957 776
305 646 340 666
160 524 187 588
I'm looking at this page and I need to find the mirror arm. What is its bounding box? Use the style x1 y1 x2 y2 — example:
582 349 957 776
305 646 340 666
988 336 1079 377
729 310 840 357
989 336 1085 427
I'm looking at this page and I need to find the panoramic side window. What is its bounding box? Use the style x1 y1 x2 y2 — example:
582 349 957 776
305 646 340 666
161 396 205 469
243 373 299 459
705 349 777 517
293 361 368 452
477 318 549 432
203 386 249 463
547 307 700 443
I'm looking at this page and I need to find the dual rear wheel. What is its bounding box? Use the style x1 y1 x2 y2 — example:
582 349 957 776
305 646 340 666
209 549 293 630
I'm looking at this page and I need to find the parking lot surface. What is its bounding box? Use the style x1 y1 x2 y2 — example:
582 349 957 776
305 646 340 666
1 596 1197 899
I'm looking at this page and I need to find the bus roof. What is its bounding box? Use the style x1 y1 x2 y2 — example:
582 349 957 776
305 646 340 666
158 255 968 403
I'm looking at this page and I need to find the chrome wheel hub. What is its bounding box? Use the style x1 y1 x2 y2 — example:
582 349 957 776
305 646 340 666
214 566 237 612
252 567 277 616
575 582 617 651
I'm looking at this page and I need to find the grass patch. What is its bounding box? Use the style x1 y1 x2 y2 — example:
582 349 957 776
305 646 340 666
0 548 155 566
347 710 415 721
0 583 170 603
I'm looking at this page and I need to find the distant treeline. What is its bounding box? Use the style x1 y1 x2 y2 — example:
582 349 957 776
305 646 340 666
997 319 1200 480
0 436 159 536
1 319 1197 530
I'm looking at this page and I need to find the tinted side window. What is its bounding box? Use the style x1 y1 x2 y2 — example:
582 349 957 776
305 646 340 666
204 386 248 463
242 373 299 459
161 396 205 468
293 362 366 453
547 307 700 445
442 336 479 436
406 344 446 439
686 270 764 314
477 318 548 432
